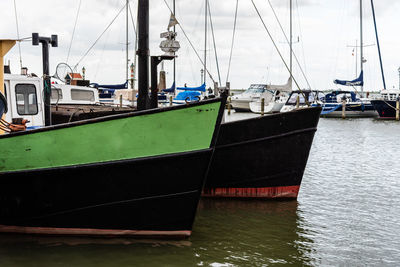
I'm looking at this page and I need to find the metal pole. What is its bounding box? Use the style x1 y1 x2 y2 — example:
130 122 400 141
137 0 150 110
289 0 293 89
126 0 129 82
360 0 364 96
261 98 265 116
173 0 176 92
204 0 207 85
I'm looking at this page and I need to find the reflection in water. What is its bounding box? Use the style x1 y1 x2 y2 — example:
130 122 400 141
194 199 314 266
0 199 313 266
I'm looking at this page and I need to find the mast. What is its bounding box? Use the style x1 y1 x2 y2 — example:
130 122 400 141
137 0 150 110
173 0 176 91
204 0 208 84
126 0 129 81
360 0 364 96
370 0 386 90
289 0 292 88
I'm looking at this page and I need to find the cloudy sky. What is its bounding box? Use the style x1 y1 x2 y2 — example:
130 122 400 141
1 0 399 91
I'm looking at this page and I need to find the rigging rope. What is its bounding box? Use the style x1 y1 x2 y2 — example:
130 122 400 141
226 0 239 84
13 0 22 69
66 0 82 64
207 1 221 86
73 2 127 71
251 0 309 105
266 0 312 91
162 0 215 83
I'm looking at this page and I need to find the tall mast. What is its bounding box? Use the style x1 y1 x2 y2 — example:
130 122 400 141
126 0 129 81
173 0 176 90
289 0 292 82
204 0 208 84
360 0 364 96
370 0 386 90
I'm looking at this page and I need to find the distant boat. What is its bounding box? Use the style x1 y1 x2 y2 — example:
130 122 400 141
281 90 325 113
249 78 292 114
371 89 400 119
318 90 377 118
231 84 269 112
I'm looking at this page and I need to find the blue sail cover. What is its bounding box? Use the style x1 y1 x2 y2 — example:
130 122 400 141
177 83 206 92
163 82 176 93
91 81 128 90
174 91 201 101
334 71 364 86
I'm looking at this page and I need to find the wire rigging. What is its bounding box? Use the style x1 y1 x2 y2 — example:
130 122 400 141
266 0 312 90
162 0 215 83
66 0 82 64
207 1 221 86
13 0 22 69
251 0 308 105
226 0 239 84
73 2 127 71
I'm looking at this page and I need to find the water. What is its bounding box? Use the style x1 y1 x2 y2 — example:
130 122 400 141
1 115 400 266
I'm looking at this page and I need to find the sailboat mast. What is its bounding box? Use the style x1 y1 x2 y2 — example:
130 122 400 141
173 0 176 91
126 0 129 81
289 0 292 80
360 0 364 95
204 0 208 84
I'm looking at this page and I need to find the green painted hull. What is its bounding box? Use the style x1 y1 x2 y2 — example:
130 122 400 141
0 100 222 173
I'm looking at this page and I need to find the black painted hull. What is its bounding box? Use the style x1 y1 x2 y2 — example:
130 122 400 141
203 107 321 199
0 149 212 238
371 100 397 119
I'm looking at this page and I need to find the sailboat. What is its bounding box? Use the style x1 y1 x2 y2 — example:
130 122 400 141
0 0 226 239
319 0 378 118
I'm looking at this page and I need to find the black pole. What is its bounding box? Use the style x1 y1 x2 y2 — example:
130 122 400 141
32 33 58 126
150 57 158 109
150 56 174 109
137 0 150 110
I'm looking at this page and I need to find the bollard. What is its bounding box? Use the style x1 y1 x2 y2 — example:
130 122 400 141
342 99 346 119
396 99 399 121
296 95 300 109
120 94 123 108
228 97 231 115
169 95 173 107
261 98 265 116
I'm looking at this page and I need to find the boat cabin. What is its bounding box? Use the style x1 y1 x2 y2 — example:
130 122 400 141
324 91 359 103
285 90 325 106
3 73 45 129
51 83 99 105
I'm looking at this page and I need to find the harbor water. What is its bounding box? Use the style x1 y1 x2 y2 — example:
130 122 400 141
1 114 400 266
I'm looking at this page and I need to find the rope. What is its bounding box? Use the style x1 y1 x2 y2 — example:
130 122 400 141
66 0 82 64
266 0 312 91
162 0 215 83
226 0 239 84
207 1 221 86
13 0 22 69
251 0 309 105
73 2 127 71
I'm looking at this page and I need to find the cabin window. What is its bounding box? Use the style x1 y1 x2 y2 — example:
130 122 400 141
51 88 63 101
71 89 95 101
15 84 38 115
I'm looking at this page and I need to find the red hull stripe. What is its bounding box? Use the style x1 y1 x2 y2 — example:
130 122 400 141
202 185 300 199
0 225 191 238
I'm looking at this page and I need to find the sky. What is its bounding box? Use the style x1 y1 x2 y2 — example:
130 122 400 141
1 0 400 92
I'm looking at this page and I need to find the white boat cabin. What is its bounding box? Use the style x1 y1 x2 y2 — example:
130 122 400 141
379 90 400 101
3 73 100 129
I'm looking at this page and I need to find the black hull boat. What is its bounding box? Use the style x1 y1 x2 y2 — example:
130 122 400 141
0 149 212 239
203 107 322 199
0 99 226 239
371 100 397 119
